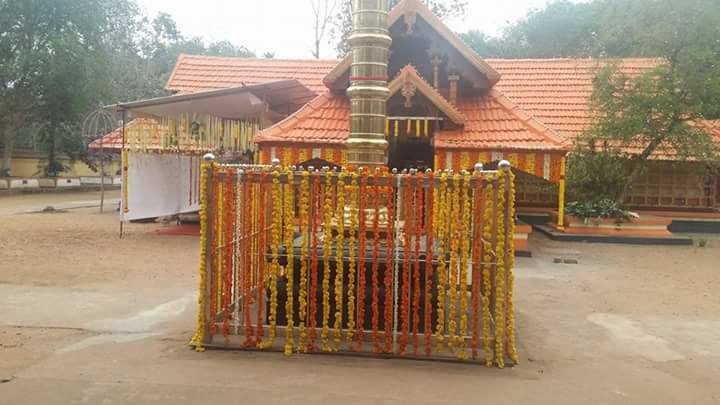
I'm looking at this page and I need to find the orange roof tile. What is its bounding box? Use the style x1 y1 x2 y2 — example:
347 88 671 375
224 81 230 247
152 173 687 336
88 118 159 151
388 65 465 124
254 94 349 145
486 58 665 138
434 89 568 152
166 54 339 95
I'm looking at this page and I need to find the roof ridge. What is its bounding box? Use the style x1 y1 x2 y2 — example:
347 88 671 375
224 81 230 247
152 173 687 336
255 94 332 142
180 54 341 63
389 65 465 124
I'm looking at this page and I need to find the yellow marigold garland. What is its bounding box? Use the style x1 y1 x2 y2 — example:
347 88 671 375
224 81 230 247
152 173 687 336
482 175 495 367
424 171 435 357
346 172 358 348
259 170 282 350
435 172 448 352
457 172 471 359
298 171 310 352
321 172 333 352
284 169 296 356
334 171 346 351
494 171 507 368
447 173 460 353
370 172 382 353
506 170 519 365
190 161 210 351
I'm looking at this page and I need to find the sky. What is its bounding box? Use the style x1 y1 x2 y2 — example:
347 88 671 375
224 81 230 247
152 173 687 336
136 0 579 59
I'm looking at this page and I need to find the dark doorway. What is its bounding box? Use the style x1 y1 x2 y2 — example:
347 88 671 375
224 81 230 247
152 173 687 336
388 131 434 171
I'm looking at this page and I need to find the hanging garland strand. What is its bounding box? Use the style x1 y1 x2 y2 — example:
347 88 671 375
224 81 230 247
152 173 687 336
383 174 395 354
190 161 210 352
458 172 472 359
298 171 310 353
334 171 346 351
355 170 368 351
424 171 435 357
435 172 448 352
346 172 359 348
242 173 255 348
482 174 495 367
412 172 424 356
255 171 267 346
399 173 411 355
321 170 334 352
260 169 282 349
222 169 235 340
309 172 321 352
284 169 296 356
506 170 520 365
494 171 507 369
471 170 483 360
209 167 220 337
370 170 382 354
447 173 460 353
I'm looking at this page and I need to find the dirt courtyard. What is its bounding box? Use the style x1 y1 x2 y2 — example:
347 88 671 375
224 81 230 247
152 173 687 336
0 197 719 404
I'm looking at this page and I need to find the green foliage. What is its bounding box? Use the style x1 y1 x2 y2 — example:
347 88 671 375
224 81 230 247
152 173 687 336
566 148 627 203
565 199 635 221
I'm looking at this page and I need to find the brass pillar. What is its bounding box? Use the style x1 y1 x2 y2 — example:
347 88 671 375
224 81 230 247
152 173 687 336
346 0 391 168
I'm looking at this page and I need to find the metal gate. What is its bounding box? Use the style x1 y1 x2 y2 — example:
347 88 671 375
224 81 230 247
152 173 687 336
190 159 518 368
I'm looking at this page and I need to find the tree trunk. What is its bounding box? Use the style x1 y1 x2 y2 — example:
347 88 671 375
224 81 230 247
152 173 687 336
47 125 57 176
1 129 15 176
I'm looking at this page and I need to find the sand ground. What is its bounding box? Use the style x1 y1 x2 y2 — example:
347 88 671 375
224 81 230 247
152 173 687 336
0 193 718 404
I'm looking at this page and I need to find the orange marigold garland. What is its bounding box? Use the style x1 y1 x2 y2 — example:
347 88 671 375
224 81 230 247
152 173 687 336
241 173 255 348
383 174 395 354
355 169 368 351
259 169 282 350
412 172 423 355
222 169 235 340
434 172 448 352
284 169 296 356
423 171 435 357
298 170 310 352
399 173 411 355
370 170 382 353
333 171 346 351
471 170 484 359
346 172 358 348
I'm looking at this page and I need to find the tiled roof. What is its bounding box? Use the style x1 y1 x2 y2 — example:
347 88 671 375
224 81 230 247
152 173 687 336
256 89 568 152
434 89 568 151
388 65 465 124
166 54 339 94
486 58 665 138
254 94 349 145
88 118 159 151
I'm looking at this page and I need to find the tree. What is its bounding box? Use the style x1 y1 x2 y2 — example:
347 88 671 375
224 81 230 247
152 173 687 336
574 0 720 203
332 0 467 57
311 0 340 59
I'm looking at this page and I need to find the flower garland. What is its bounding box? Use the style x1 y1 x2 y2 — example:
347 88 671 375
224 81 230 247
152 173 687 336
355 170 368 351
241 175 255 348
284 169 296 356
259 170 282 349
435 172 448 352
494 172 507 368
400 174 412 356
222 170 235 340
309 172 321 352
255 171 267 346
505 170 519 365
482 175 495 367
321 172 333 352
190 161 210 351
298 171 310 353
457 172 472 359
334 171 346 351
209 171 221 337
447 173 460 353
370 171 382 354
346 172 358 348
471 171 483 360
424 171 435 357
383 177 395 354
412 172 423 356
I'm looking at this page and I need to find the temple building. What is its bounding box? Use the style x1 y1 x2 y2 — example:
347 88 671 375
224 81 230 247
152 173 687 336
93 0 719 229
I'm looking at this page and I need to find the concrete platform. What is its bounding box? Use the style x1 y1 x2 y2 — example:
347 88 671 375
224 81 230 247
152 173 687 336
533 224 693 245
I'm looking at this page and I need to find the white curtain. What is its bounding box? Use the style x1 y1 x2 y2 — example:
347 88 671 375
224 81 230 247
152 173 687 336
122 152 200 221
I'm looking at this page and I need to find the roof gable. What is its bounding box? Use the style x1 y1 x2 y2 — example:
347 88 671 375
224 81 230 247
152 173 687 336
388 65 464 124
323 0 500 88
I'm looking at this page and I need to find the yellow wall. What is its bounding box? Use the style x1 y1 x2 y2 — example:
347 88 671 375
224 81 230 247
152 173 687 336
9 158 120 178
